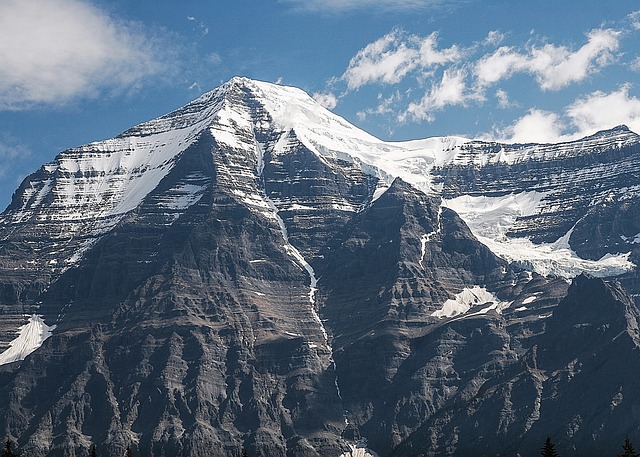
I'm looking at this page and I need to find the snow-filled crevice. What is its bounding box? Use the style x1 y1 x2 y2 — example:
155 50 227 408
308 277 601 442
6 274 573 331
263 194 348 403
0 314 56 366
419 205 442 269
256 139 344 404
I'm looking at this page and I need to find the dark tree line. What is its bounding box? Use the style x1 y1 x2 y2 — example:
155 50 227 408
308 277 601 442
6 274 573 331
541 436 640 457
1 436 636 456
1 440 134 457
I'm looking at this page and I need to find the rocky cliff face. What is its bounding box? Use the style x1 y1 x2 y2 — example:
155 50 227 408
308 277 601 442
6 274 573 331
0 78 638 456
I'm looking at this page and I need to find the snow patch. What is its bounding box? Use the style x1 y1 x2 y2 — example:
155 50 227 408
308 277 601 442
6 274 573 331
621 233 640 244
419 206 443 269
432 286 511 318
157 182 207 211
0 315 56 365
339 444 380 457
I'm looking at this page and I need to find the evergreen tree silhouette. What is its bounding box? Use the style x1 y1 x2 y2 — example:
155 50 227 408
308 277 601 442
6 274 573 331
541 436 559 457
124 445 133 457
90 444 98 457
1 438 18 457
619 437 640 457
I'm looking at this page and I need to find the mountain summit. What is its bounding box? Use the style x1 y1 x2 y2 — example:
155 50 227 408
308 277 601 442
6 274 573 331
0 78 639 456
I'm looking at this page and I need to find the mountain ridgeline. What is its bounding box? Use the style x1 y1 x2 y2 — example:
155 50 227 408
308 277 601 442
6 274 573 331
0 78 639 456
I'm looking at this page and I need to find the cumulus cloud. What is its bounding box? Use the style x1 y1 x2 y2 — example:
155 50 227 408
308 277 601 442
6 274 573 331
474 46 529 87
474 28 621 91
533 29 620 90
491 109 566 143
566 85 640 135
341 29 462 90
489 86 640 143
326 10 636 134
280 0 465 13
0 0 170 109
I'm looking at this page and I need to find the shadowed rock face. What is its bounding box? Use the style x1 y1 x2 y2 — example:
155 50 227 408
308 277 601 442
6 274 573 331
0 79 638 456
385 274 640 457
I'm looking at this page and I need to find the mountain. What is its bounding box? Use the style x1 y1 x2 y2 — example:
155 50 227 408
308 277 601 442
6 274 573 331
0 77 638 456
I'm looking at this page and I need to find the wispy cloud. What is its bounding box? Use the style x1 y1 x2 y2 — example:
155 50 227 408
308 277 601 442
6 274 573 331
187 15 209 36
341 29 462 90
0 133 33 192
280 0 469 14
495 89 514 109
0 0 174 110
402 68 477 121
629 11 640 30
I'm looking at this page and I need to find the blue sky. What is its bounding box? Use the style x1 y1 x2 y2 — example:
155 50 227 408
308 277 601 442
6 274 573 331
1 0 639 209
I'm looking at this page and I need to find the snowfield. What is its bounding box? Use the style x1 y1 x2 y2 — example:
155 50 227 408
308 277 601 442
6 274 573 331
444 193 636 278
0 315 56 366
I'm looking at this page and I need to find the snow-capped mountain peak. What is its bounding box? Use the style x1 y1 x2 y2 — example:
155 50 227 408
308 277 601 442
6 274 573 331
3 77 640 281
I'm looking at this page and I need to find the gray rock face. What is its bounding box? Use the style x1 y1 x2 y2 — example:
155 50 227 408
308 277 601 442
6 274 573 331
0 78 638 457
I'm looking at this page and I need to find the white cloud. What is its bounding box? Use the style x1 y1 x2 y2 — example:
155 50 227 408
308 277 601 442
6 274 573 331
495 89 512 108
532 29 620 90
332 19 629 131
356 91 403 120
474 46 529 87
474 28 621 91
207 52 222 66
492 109 566 143
280 0 465 13
489 86 640 143
417 33 463 67
566 85 640 136
484 30 506 46
341 30 462 90
629 11 640 30
342 30 417 90
0 0 169 109
312 91 338 109
402 68 474 122
187 15 209 36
